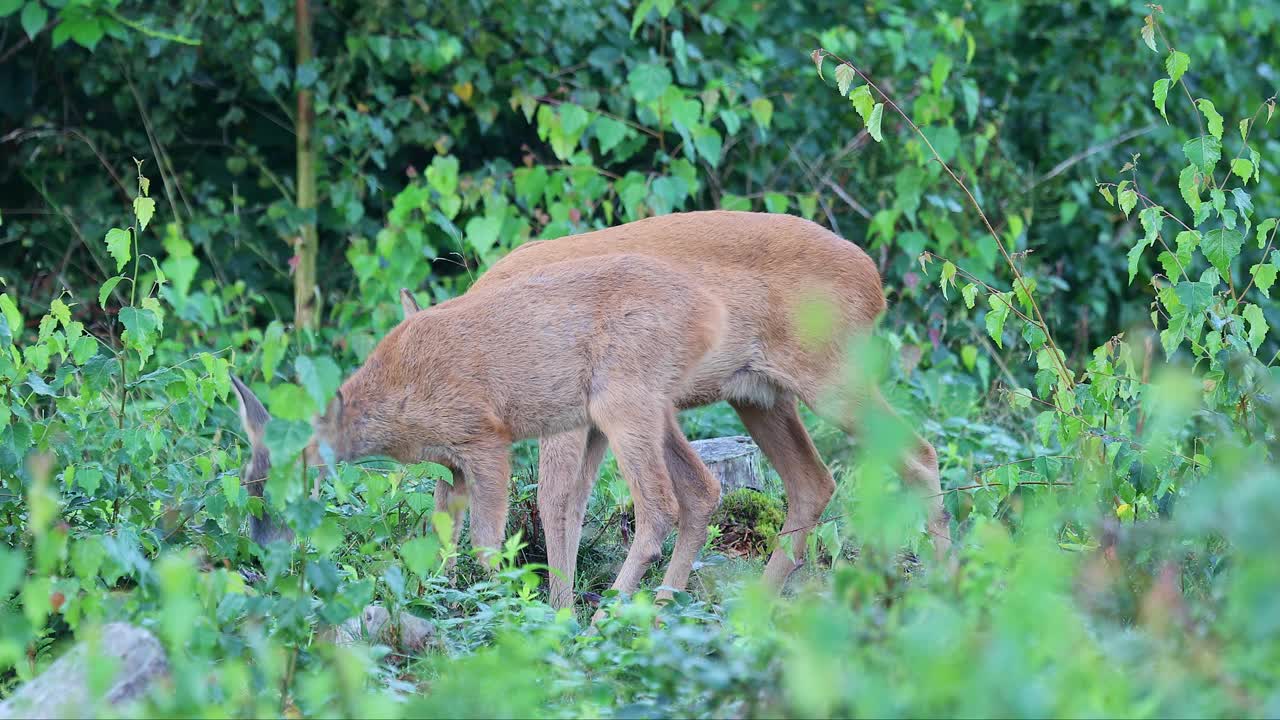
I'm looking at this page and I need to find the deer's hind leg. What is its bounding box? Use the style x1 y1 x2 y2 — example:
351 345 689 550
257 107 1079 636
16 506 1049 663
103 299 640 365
655 407 721 600
731 396 836 588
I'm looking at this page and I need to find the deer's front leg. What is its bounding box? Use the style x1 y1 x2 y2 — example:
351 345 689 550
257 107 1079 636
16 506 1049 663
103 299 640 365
460 445 512 571
432 465 468 579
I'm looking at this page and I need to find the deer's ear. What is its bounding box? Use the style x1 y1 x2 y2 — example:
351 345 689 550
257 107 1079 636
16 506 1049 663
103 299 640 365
323 387 344 426
399 288 421 318
230 375 269 447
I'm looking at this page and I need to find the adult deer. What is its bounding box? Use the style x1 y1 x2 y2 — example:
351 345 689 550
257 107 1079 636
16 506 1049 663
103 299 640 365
405 211 951 609
231 254 726 601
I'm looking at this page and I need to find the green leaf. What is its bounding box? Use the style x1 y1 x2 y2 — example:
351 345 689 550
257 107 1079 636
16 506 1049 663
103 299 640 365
1140 19 1157 52
763 192 790 214
1138 205 1163 245
834 64 856 97
1195 99 1224 141
133 197 156 232
98 276 124 309
1127 241 1147 283
1117 185 1138 217
296 355 342 409
1166 50 1189 83
267 383 317 422
1098 185 1114 206
961 283 978 309
20 1 47 39
1232 188 1253 219
985 293 1011 348
105 228 132 272
1173 280 1214 318
1201 228 1243 278
1152 79 1170 121
1231 158 1254 183
940 261 956 298
465 215 503 256
1249 261 1277 298
264 418 312 461
867 103 884 142
1179 165 1202 214
0 292 23 339
0 0 24 17
627 63 671 104
1255 218 1276 248
1182 136 1221 171
593 116 628 155
692 126 722 167
750 97 773 130
1242 303 1268 353
849 85 873 123
400 535 443 579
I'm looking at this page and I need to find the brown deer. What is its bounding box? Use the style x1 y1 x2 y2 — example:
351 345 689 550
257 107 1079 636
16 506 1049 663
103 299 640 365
406 210 951 609
231 253 726 600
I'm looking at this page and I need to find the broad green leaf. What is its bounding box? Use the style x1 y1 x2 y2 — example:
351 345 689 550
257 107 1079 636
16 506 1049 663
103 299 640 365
1098 185 1114 206
261 321 288 382
750 97 773 130
20 0 47 39
930 54 953 91
1201 228 1243 278
296 355 342 409
1166 50 1189 83
1178 164 1202 214
0 293 22 339
985 292 1011 348
1231 188 1252 219
1117 186 1137 217
98 276 124 309
763 192 790 214
465 215 503 256
1127 241 1147 283
0 0 24 17
1138 205 1163 244
834 64 856 97
400 535 443 579
105 228 132 272
1231 158 1254 183
1256 218 1277 248
1152 79 1170 121
867 103 884 142
629 0 654 36
692 126 723 167
1173 280 1214 318
267 383 316 422
1242 303 1268 353
627 63 671 104
961 283 978 309
593 116 628 155
1182 136 1221 171
849 85 873 123
1249 261 1277 298
264 418 313 461
133 197 156 232
1195 99 1223 140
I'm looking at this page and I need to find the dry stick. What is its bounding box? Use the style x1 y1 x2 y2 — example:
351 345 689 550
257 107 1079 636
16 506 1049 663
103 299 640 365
818 49 1076 392
1033 124 1159 188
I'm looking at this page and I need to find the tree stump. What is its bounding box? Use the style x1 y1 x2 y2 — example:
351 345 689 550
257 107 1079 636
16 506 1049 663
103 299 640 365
690 435 762 495
0 623 169 719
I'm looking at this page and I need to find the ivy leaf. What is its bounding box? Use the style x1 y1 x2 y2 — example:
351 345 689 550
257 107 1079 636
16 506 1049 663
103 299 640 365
1194 99 1224 141
105 228 132 272
20 1 47 39
1166 50 1190 83
834 64 856 97
1152 79 1170 122
867 103 884 142
1241 303 1268 354
1182 136 1221 171
985 292 1011 348
1201 228 1243 278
